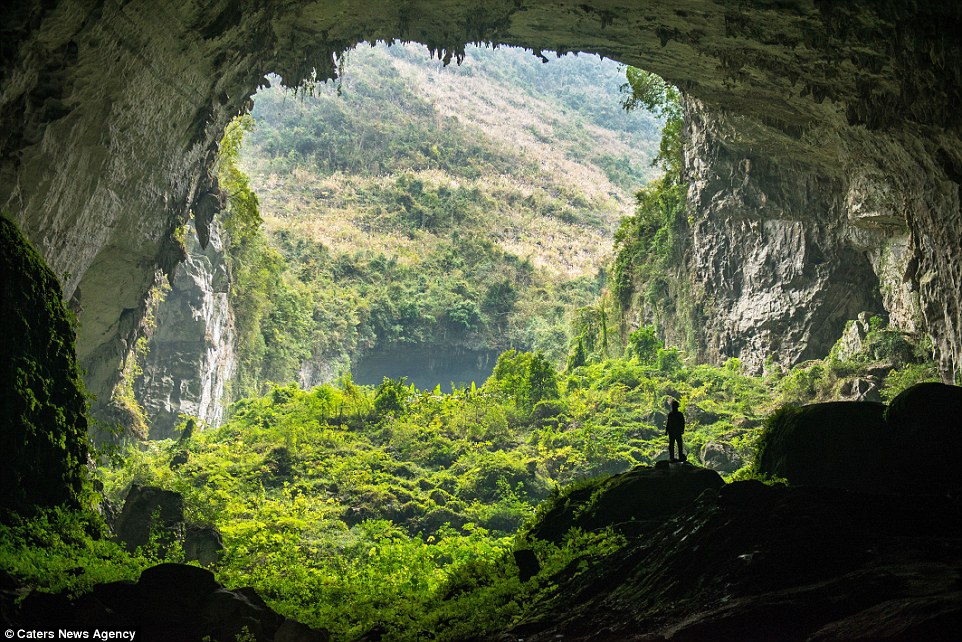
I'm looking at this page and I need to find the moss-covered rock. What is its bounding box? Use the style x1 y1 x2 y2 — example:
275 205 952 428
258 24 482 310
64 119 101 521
755 385 962 494
526 463 724 544
754 402 889 493
0 215 89 513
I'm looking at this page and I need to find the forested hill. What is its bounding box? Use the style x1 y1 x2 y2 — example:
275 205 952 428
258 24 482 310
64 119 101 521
235 43 663 388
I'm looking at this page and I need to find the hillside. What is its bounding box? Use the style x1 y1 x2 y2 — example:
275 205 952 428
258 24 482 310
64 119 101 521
236 43 663 388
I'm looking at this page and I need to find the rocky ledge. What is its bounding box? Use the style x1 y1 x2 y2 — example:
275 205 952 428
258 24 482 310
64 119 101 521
498 480 961 641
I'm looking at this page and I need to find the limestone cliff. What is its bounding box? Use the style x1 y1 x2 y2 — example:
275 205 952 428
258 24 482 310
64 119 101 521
1 0 960 429
637 98 937 373
135 221 235 439
672 100 889 370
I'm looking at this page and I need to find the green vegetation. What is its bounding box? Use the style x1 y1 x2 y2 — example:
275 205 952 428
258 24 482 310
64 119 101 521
0 214 91 513
110 277 170 440
771 314 940 405
0 507 159 597
80 333 773 639
1 52 946 642
216 115 317 399
2 326 939 638
609 68 702 352
230 43 663 391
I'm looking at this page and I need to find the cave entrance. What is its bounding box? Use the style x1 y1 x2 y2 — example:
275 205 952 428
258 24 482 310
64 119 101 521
3 1 958 437
135 41 669 434
3 4 961 635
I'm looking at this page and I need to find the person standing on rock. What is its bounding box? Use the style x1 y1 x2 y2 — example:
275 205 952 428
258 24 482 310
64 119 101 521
665 399 686 462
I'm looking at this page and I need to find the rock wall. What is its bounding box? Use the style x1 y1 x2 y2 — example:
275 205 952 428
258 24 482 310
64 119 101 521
1 1 960 427
674 100 887 370
135 221 235 439
661 95 948 374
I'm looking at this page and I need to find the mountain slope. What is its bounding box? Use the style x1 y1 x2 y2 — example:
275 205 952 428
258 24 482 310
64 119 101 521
237 43 663 386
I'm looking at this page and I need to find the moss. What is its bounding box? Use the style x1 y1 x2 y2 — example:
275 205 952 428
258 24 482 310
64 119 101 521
1 214 90 513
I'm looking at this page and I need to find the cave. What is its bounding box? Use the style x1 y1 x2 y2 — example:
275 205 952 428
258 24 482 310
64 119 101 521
3 2 962 637
3 1 961 431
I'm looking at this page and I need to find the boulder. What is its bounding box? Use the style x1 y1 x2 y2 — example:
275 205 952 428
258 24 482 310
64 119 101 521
275 619 331 642
885 382 962 493
839 377 882 402
200 587 282 642
699 441 743 473
686 403 721 425
514 549 541 582
526 464 724 544
754 402 889 492
417 507 469 534
184 525 224 566
11 563 311 641
137 563 219 618
169 449 189 469
113 484 185 553
756 384 962 494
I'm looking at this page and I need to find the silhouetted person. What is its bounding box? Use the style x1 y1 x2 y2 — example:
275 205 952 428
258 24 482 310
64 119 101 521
665 399 685 462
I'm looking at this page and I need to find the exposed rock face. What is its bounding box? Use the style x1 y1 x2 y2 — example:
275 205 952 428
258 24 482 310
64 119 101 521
135 221 235 439
665 95 950 374
1 1 961 426
835 312 875 361
678 100 887 371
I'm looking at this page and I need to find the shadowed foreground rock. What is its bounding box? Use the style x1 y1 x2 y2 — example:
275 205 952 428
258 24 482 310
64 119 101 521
9 563 328 642
527 463 725 544
497 481 962 642
755 383 962 494
494 413 962 642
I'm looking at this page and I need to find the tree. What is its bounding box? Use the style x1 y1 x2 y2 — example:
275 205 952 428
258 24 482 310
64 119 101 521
625 325 662 365
620 67 683 177
486 350 558 413
527 352 559 408
374 377 409 418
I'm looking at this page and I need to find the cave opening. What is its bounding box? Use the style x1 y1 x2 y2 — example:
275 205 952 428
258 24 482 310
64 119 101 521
130 40 671 439
5 0 959 433
2 2 961 639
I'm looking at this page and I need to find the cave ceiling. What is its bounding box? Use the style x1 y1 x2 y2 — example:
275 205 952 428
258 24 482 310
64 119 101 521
1 0 960 413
